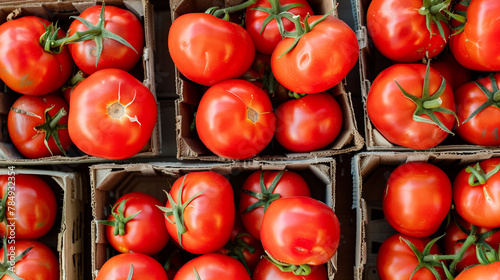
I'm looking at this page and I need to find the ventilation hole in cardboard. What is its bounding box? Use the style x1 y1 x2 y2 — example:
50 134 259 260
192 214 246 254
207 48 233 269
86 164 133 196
370 208 384 221
371 241 382 254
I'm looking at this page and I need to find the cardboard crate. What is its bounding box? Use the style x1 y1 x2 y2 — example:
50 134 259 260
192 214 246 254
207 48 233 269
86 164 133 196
171 0 364 161
0 167 85 280
0 0 160 164
351 151 500 280
90 158 339 279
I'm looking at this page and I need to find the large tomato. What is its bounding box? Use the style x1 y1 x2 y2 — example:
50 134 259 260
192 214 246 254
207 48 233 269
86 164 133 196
68 68 157 160
275 92 343 152
8 94 71 159
366 0 450 62
0 174 57 240
271 15 358 94
160 171 235 254
174 253 251 280
383 162 452 237
454 261 500 280
260 196 340 265
0 16 73 95
252 258 328 280
67 4 144 75
449 0 500 71
196 79 276 160
96 252 168 280
453 158 500 228
366 63 456 149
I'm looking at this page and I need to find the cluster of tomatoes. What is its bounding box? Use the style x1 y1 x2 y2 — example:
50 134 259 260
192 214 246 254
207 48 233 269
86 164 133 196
168 0 359 160
96 169 340 279
0 3 157 160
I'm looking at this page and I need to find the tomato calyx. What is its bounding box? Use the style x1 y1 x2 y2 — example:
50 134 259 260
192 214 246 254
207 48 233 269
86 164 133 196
222 233 257 275
465 162 500 187
241 170 284 213
205 0 258 20
449 0 470 35
127 264 134 280
417 0 452 41
193 267 202 280
251 0 307 37
264 251 312 275
39 20 66 54
61 70 86 93
98 197 142 236
0 238 33 280
462 74 500 124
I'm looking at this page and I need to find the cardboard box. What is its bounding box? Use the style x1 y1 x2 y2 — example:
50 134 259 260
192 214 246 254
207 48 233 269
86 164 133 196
352 151 499 280
171 0 364 161
90 158 338 279
0 0 160 164
0 167 85 280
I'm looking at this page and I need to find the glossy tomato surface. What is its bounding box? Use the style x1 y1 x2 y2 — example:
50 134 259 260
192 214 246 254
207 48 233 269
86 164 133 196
96 252 168 280
174 253 251 280
454 261 500 280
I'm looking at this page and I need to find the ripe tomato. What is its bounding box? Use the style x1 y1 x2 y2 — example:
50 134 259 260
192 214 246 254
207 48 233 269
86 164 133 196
383 162 452 237
0 240 59 280
252 258 328 280
174 253 251 280
0 174 57 240
449 0 500 71
68 68 157 160
67 4 144 75
260 196 340 265
8 94 71 159
239 170 310 240
453 158 500 228
101 192 169 255
196 79 276 160
454 261 500 280
271 15 358 94
96 252 168 280
168 12 255 86
160 171 235 254
430 51 471 91
275 92 343 152
245 0 313 55
367 0 450 62
366 63 456 149
455 73 500 146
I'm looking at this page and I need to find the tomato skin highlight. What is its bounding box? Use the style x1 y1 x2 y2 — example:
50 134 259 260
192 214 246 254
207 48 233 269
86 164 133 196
174 253 251 280
96 252 168 280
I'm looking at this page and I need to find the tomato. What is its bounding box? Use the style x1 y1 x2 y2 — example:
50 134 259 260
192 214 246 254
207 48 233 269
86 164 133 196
245 0 313 55
8 94 71 159
260 196 340 265
101 192 169 255
367 0 450 62
0 16 73 96
366 63 456 149
430 51 471 91
96 252 168 280
168 12 255 86
0 174 57 240
455 73 500 146
62 70 87 104
271 15 358 94
68 68 157 160
239 170 310 240
275 92 343 152
449 0 500 71
252 258 328 280
195 79 276 160
454 261 500 280
453 158 500 228
160 171 235 254
0 240 59 280
383 162 452 237
377 234 445 280
67 4 144 75
173 253 251 280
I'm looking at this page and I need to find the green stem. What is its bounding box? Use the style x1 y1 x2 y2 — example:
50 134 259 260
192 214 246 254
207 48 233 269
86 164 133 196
48 108 67 129
209 0 257 18
423 98 442 109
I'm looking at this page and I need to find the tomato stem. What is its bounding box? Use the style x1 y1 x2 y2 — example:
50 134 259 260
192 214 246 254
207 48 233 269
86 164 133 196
127 264 134 280
264 251 312 275
418 0 451 41
462 74 500 124
223 233 257 275
26 105 69 157
98 197 142 236
0 238 33 280
207 0 257 19
241 170 284 214
465 162 500 186
250 0 306 38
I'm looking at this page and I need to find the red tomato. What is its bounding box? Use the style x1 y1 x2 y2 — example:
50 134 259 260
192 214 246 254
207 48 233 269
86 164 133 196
271 15 358 94
377 234 445 280
260 196 340 265
252 258 328 280
67 4 144 75
68 68 157 160
245 0 314 54
367 0 450 62
96 252 168 280
0 240 59 280
455 73 500 146
383 162 452 237
366 63 456 149
173 253 251 280
168 13 255 86
8 94 71 159
0 174 57 240
102 192 169 255
0 16 73 95
62 70 87 104
239 170 310 240
161 171 235 254
453 158 500 228
430 51 471 91
454 261 500 280
449 0 500 71
275 92 343 152
196 79 276 160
